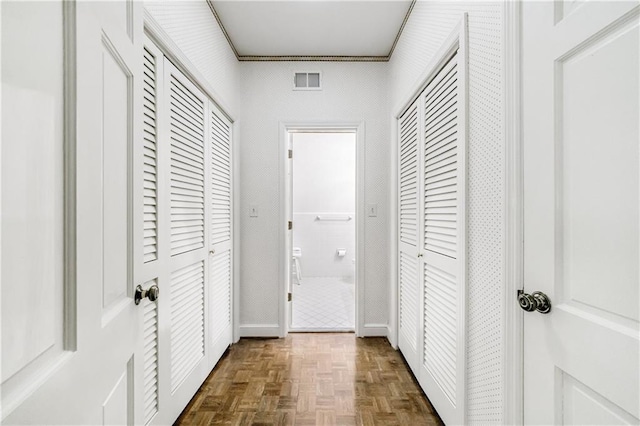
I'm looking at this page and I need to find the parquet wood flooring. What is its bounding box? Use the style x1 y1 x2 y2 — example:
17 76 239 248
175 333 443 426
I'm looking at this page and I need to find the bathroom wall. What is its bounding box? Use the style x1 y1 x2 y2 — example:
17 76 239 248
292 133 356 278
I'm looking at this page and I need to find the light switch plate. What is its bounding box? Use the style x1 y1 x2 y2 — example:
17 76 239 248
249 205 258 217
367 203 378 217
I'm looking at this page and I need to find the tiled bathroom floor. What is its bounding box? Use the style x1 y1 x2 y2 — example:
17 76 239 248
291 276 355 331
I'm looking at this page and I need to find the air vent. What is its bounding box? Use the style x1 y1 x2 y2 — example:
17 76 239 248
293 72 322 90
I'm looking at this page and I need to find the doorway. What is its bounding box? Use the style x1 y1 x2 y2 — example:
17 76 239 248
289 132 356 331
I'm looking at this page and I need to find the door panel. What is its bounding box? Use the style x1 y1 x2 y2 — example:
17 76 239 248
2 1 143 423
523 2 639 424
208 101 233 360
417 51 465 426
398 99 422 373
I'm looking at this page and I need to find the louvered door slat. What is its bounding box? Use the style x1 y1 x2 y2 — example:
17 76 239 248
142 47 159 263
141 278 158 424
210 106 231 246
399 102 419 246
424 55 459 259
424 263 457 403
399 252 419 351
210 250 231 343
170 261 205 392
169 73 205 257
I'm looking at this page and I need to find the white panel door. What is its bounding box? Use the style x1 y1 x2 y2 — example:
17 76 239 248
398 99 423 374
208 100 233 361
523 2 639 424
3 0 144 424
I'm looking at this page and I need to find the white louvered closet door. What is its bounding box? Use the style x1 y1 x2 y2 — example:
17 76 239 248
137 38 164 426
417 50 466 425
208 100 233 362
398 98 423 374
156 58 212 423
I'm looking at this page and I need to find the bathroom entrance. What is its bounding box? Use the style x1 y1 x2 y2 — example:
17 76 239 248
289 131 356 331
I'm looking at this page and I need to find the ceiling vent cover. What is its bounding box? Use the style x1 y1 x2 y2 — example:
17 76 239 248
293 72 322 90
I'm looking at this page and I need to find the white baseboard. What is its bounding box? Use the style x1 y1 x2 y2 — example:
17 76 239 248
360 324 388 337
239 324 281 338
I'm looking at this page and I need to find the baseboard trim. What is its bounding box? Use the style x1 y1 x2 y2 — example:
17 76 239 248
239 325 281 338
360 324 389 337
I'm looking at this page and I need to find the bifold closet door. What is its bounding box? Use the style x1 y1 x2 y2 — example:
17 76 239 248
398 98 422 373
397 49 466 426
208 100 233 362
138 37 234 425
160 57 213 422
417 51 465 425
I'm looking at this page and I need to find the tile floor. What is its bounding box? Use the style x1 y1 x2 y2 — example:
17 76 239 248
291 276 355 331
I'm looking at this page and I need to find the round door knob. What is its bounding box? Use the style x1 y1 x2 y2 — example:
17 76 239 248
135 284 160 305
146 285 159 302
518 292 537 312
518 290 551 314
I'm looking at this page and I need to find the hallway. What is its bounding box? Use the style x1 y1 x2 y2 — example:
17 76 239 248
176 334 443 425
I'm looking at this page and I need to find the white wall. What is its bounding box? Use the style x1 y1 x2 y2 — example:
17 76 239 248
239 62 389 335
293 133 355 278
144 0 240 115
388 2 506 424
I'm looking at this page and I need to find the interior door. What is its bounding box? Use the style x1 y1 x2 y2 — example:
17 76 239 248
398 99 422 373
523 2 639 424
417 50 465 426
154 58 213 423
2 1 143 423
208 100 234 360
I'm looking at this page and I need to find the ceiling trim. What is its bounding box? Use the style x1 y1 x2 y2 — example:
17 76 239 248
206 0 416 62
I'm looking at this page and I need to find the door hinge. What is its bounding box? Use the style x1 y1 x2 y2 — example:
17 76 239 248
288 149 293 159
288 221 293 230
288 292 292 302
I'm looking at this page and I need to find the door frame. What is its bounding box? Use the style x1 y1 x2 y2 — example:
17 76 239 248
278 121 365 337
503 1 524 425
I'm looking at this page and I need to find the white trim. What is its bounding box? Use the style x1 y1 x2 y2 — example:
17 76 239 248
232 120 241 343
63 0 77 351
278 122 365 338
360 325 389 337
143 9 236 123
504 1 524 425
239 325 282 338
388 115 399 349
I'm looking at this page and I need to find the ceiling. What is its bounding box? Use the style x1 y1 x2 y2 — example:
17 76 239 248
209 0 414 61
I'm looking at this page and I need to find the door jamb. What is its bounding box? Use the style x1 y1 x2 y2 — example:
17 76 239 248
278 122 365 337
504 1 524 424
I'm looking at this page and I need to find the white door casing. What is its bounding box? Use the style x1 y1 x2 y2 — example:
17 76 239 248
523 2 639 424
3 0 144 423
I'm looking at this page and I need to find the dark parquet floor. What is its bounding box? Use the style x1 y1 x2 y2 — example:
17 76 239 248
175 333 443 425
